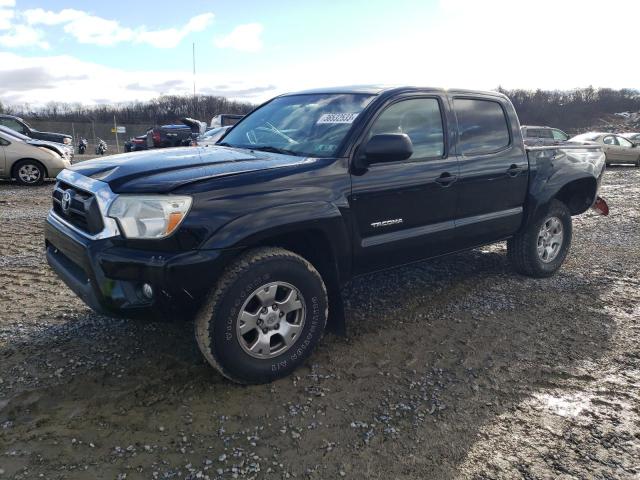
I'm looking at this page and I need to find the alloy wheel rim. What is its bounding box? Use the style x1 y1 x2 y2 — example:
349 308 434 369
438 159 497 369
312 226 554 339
236 281 306 359
18 164 41 184
537 216 564 263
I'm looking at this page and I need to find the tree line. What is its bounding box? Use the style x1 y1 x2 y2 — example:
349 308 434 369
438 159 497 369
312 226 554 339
497 87 640 132
1 88 639 131
0 95 256 126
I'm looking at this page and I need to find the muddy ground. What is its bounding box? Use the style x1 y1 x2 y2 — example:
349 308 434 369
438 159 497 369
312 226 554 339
0 167 638 479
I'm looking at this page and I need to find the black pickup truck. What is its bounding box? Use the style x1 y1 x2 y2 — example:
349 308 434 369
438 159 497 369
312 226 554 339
0 114 72 145
44 86 606 384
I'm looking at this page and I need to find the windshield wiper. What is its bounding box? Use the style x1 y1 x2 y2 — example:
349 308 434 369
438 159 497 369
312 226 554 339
217 142 234 147
248 145 302 156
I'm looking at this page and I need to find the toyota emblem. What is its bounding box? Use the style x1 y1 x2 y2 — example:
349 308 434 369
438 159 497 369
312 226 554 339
61 191 72 214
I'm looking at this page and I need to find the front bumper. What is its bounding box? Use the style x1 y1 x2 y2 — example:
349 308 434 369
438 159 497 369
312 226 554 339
45 212 230 318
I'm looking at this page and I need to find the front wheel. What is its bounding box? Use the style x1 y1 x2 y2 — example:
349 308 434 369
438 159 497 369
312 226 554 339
195 247 328 384
13 160 45 186
507 200 572 278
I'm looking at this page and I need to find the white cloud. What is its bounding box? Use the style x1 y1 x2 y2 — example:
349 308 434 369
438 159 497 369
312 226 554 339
215 23 263 52
0 52 277 107
0 24 49 49
0 7 13 30
1 0 639 109
0 0 15 7
136 13 215 48
22 7 85 26
21 8 214 48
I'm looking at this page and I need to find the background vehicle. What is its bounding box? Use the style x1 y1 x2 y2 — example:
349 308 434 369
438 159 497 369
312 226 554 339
146 118 206 148
196 126 231 146
124 135 148 152
210 114 244 128
0 125 73 162
0 129 69 185
570 132 640 166
45 86 606 384
620 132 640 144
0 114 72 145
95 138 107 155
521 125 569 145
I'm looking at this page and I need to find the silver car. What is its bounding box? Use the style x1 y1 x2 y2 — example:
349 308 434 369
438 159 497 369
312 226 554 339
569 132 640 167
0 130 71 185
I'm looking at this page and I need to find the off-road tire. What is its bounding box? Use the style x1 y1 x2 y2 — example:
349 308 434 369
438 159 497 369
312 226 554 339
195 247 328 384
13 159 45 186
507 200 572 278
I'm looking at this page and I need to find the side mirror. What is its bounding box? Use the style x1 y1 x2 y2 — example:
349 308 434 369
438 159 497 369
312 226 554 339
360 134 413 166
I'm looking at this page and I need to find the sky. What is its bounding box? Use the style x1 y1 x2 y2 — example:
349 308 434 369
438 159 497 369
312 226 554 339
0 0 639 107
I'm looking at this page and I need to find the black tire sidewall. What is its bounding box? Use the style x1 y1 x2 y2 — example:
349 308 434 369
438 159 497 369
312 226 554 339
530 202 572 275
210 256 327 383
14 160 45 186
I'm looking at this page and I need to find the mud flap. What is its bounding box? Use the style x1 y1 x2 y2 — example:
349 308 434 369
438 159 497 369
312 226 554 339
592 196 609 216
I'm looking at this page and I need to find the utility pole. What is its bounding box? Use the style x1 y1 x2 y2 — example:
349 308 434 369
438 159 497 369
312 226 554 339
192 42 197 116
192 42 196 99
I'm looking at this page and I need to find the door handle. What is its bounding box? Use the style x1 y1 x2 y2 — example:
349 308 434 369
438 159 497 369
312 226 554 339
435 172 457 187
507 164 523 177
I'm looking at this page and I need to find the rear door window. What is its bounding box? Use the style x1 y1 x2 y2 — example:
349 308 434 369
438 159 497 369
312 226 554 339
454 99 511 155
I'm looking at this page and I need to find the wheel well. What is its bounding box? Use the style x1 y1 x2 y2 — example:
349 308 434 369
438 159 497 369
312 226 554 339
249 229 346 335
11 158 48 179
553 177 597 215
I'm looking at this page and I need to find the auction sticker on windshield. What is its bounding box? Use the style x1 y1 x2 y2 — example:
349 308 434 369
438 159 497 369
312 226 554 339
316 113 359 124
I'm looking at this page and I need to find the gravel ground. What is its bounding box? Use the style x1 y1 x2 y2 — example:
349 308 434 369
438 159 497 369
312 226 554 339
0 167 639 480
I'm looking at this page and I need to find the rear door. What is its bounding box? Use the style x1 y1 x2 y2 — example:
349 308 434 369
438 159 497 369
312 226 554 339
349 94 459 273
451 96 528 249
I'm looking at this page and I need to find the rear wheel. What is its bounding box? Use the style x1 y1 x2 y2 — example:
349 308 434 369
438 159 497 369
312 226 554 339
13 160 45 186
507 200 572 278
195 247 328 384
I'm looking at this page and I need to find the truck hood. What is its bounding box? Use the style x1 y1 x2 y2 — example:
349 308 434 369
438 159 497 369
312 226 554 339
32 130 72 141
68 146 309 193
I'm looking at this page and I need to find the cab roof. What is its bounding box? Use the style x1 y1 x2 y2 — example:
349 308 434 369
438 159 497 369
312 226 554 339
282 85 507 100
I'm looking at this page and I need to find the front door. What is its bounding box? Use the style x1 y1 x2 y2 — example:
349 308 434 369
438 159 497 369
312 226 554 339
350 95 459 274
0 140 6 175
614 135 639 163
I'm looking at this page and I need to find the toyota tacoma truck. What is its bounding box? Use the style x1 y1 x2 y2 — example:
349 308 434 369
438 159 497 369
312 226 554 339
44 86 607 384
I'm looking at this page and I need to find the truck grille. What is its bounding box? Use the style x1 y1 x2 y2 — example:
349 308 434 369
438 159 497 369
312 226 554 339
52 182 105 235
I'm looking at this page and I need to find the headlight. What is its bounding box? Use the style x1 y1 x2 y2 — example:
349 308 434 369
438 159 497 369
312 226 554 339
108 195 192 239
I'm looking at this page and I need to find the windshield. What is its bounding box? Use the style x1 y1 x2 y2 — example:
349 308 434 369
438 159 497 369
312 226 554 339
221 93 375 157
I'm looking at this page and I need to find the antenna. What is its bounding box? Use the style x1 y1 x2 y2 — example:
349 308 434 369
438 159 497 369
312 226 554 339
192 42 196 99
